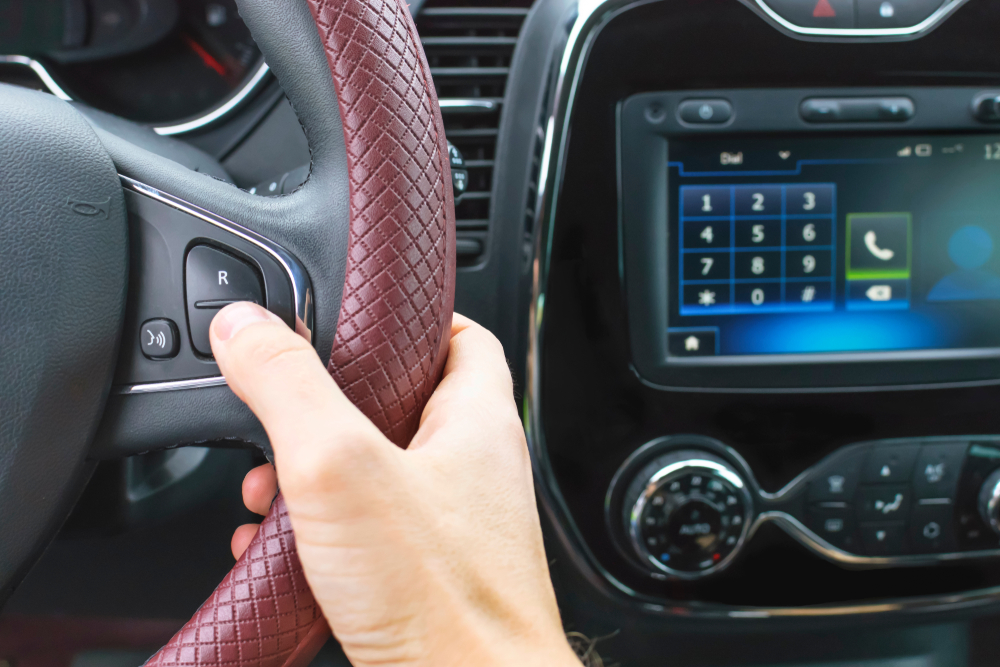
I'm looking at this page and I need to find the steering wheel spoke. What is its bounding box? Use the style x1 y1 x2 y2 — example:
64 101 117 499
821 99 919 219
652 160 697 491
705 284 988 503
90 176 314 460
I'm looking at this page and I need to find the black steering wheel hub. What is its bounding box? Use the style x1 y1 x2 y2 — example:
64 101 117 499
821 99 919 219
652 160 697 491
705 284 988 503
0 84 127 600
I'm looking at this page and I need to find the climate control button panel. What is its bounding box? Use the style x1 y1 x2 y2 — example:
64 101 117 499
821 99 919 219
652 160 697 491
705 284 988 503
606 435 1000 581
790 438 1000 560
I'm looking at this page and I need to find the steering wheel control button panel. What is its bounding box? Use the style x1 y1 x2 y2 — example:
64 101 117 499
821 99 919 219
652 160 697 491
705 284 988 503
185 245 265 357
800 97 914 123
677 99 733 125
140 319 179 360
113 184 303 389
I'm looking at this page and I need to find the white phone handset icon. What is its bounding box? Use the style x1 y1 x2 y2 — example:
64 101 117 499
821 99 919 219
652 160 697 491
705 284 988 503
864 230 895 261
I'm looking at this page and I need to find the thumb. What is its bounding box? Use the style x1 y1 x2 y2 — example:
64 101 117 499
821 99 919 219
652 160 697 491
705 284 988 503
209 302 392 502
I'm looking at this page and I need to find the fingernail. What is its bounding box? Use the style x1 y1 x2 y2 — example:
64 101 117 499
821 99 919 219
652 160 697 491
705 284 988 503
212 302 281 342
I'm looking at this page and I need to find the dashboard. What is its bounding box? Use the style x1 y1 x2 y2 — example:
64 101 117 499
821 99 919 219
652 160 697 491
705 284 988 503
0 0 267 132
530 0 1000 650
6 0 1000 665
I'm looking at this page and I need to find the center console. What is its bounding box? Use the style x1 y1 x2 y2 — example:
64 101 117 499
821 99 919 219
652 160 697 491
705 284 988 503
530 0 1000 619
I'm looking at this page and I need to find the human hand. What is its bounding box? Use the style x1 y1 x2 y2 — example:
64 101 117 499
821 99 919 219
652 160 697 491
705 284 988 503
210 303 580 667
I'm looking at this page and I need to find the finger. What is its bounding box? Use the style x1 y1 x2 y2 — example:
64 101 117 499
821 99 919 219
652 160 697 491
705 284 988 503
209 302 393 499
231 523 260 560
411 314 519 450
242 464 277 516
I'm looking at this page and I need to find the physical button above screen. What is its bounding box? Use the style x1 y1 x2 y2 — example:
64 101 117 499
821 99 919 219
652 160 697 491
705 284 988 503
801 97 914 123
678 99 733 125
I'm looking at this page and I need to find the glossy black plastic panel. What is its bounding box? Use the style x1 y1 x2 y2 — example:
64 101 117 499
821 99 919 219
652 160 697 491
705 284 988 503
540 0 1000 607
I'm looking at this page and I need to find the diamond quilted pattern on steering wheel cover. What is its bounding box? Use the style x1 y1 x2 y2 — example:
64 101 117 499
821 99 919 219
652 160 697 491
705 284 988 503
143 0 456 665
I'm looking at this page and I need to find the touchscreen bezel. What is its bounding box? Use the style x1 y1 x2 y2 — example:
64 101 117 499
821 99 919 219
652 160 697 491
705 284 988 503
619 87 1000 390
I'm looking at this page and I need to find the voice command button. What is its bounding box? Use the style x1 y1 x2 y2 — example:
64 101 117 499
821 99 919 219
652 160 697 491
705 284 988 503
140 319 179 360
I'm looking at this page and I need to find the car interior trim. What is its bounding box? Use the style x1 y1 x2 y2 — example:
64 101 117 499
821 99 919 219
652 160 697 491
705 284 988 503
0 55 270 135
117 376 229 395
0 55 72 101
746 0 970 38
525 0 1000 619
759 511 1000 568
438 98 500 112
116 175 313 394
153 62 272 136
628 456 755 579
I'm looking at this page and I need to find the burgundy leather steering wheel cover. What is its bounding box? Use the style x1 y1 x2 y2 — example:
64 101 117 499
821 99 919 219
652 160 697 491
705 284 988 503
144 1 455 665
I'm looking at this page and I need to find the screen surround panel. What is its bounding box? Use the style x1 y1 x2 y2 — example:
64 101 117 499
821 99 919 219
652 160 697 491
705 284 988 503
619 88 1000 389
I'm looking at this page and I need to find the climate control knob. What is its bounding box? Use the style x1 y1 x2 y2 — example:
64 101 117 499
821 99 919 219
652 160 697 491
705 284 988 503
979 469 1000 535
624 450 753 579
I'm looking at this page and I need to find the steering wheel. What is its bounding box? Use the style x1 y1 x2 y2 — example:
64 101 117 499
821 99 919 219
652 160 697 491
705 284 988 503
0 0 455 665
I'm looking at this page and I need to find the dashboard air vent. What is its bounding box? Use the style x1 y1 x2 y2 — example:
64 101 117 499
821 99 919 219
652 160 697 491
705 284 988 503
416 0 533 265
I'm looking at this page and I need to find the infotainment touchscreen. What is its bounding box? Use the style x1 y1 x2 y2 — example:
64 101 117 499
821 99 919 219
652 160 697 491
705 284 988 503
667 135 1000 358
